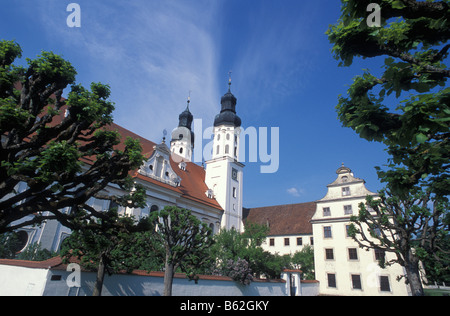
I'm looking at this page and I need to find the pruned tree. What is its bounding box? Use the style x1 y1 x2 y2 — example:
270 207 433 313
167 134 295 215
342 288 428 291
349 187 449 296
149 206 213 296
0 39 146 233
61 213 153 296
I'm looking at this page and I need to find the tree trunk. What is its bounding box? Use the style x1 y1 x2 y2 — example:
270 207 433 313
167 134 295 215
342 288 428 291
92 253 107 297
163 256 175 296
404 252 424 296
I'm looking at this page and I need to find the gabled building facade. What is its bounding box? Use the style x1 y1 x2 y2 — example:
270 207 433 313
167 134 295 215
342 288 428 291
311 164 409 296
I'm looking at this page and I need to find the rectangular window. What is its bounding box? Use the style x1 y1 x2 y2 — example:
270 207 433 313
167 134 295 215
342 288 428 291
352 275 362 290
284 238 290 246
232 187 237 198
344 205 353 215
323 207 331 217
269 238 275 246
327 273 336 288
297 237 303 246
325 248 334 260
375 249 386 262
348 248 358 260
342 187 351 196
324 226 332 238
380 276 391 292
310 237 314 245
346 225 352 237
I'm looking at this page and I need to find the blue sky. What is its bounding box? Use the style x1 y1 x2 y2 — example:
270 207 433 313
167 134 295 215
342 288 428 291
1 0 391 208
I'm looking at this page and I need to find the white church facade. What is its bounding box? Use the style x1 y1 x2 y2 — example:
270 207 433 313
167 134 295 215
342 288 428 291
5 81 411 296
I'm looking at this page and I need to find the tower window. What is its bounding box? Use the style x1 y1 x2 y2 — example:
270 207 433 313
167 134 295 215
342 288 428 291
233 187 237 198
226 133 230 141
225 145 230 154
216 145 220 155
179 147 183 154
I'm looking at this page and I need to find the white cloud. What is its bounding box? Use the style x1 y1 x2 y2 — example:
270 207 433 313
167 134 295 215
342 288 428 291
34 0 222 142
287 187 303 197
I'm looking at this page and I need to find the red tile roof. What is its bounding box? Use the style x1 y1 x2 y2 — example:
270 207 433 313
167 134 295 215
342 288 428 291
243 202 316 236
107 123 223 211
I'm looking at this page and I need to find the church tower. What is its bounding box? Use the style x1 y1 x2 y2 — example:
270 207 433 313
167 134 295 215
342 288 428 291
170 97 194 162
205 78 244 232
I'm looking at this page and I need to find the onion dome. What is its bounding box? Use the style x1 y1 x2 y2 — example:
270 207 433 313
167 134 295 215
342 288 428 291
214 79 241 127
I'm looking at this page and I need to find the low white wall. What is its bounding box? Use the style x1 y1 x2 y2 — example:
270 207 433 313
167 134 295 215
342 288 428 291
43 270 287 296
0 265 49 296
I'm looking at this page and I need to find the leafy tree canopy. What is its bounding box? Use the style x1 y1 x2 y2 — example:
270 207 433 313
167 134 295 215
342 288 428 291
327 0 449 197
0 40 146 233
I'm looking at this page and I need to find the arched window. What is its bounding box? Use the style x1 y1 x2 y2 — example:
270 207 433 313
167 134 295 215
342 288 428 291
216 145 220 155
179 147 183 154
14 231 29 253
226 133 230 141
225 145 229 154
209 223 215 234
150 205 159 213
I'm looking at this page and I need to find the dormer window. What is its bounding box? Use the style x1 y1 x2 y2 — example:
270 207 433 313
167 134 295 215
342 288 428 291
206 189 214 199
342 187 351 196
179 161 187 171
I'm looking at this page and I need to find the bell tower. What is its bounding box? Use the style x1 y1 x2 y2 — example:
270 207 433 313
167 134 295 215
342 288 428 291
205 77 244 232
170 97 194 162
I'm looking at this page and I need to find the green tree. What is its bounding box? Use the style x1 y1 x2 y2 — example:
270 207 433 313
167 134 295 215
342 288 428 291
327 1 450 296
60 212 153 296
291 245 315 280
349 187 448 296
327 0 449 196
0 232 21 259
16 242 57 261
0 39 146 233
149 206 213 296
209 223 290 280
